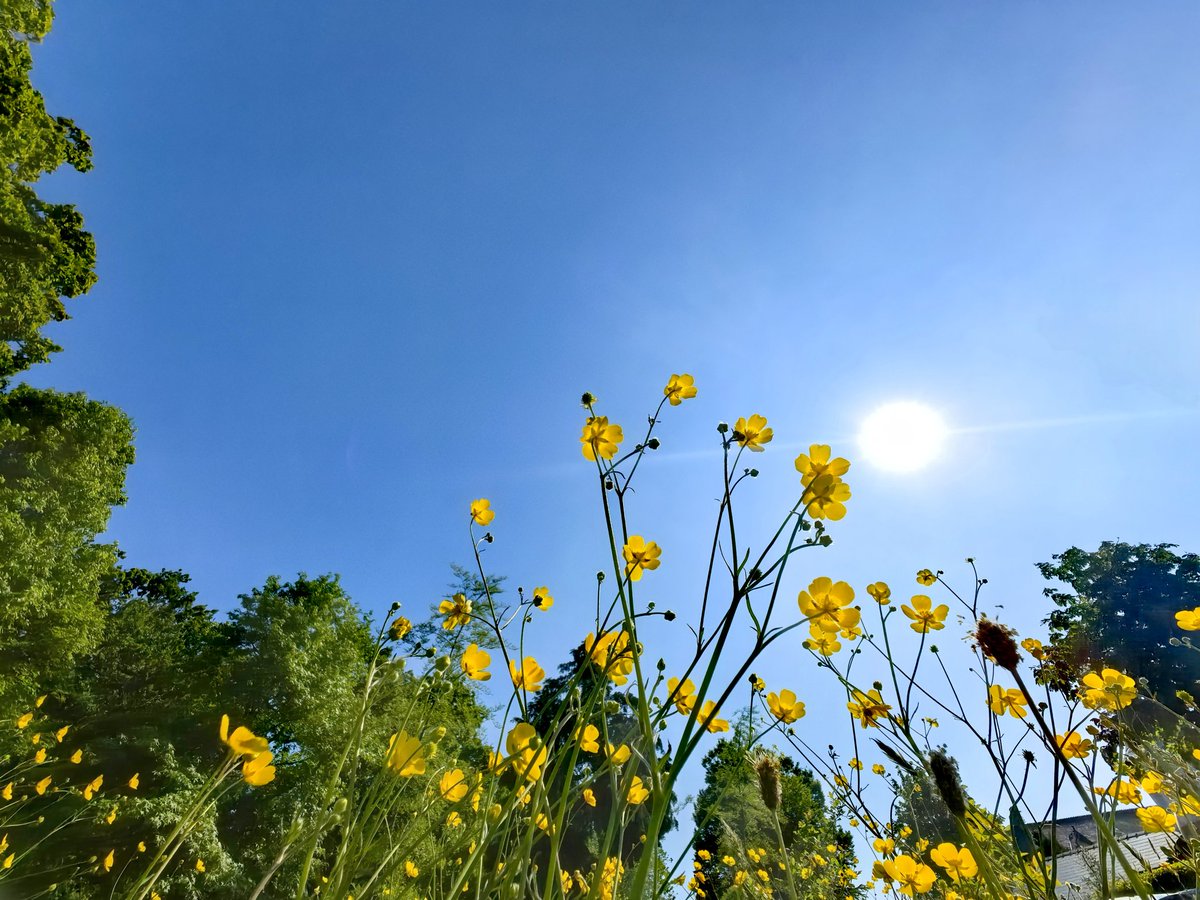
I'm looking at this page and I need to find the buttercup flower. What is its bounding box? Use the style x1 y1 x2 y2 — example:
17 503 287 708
798 577 856 632
55 725 69 742
732 415 773 451
405 861 419 878
582 787 596 807
532 586 554 610
884 855 936 895
127 773 139 790
586 630 635 685
1080 668 1137 711
802 473 851 520
575 724 600 753
1021 637 1046 660
469 498 494 526
804 625 842 656
16 712 32 729
581 416 623 461
874 838 895 856
438 593 472 630
1137 806 1177 833
386 731 427 777
622 536 661 582
83 774 103 800
847 689 892 729
1176 607 1200 631
794 444 850 486
664 373 697 406
510 657 546 692
505 723 548 782
627 775 650 805
243 751 275 786
388 615 412 641
930 844 977 881
461 644 491 681
915 569 937 586
697 700 729 733
36 775 51 795
867 582 891 605
767 689 805 724
220 715 269 759
607 743 631 766
439 769 469 803
902 595 948 633
987 685 1028 719
1055 732 1094 759
103 850 114 873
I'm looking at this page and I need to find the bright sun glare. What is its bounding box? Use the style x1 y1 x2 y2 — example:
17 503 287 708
857 401 948 473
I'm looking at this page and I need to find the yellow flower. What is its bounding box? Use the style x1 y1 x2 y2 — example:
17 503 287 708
34 747 46 763
901 595 948 633
438 593 472 630
622 536 661 582
36 775 52 795
1136 806 1177 833
608 743 631 765
1094 779 1141 805
767 689 805 724
1141 771 1164 793
386 731 427 777
867 582 891 605
70 749 82 764
405 860 419 878
873 763 886 775
35 695 46 707
1055 732 1093 759
1 782 11 800
804 624 842 655
460 643 491 681
103 850 115 872
446 811 463 827
930 844 977 881
1176 607 1200 630
664 373 697 406
1021 637 1046 660
627 775 650 805
83 774 103 800
219 715 269 759
847 689 892 729
697 700 729 733
667 677 697 715
510 657 546 692
195 859 205 873
581 416 623 461
582 787 597 807
874 838 895 856
915 569 937 586
576 724 600 754
137 842 146 853
55 725 69 742
987 685 1028 719
439 769 469 803
243 751 276 786
506 723 548 782
798 577 856 632
388 616 412 640
802 473 852 520
16 712 32 729
849 757 862 770
531 586 554 610
586 630 635 685
883 855 936 895
469 498 494 526
1079 668 1137 711
732 415 773 451
794 444 850 486
105 806 117 825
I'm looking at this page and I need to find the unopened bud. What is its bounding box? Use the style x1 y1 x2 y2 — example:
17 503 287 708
664 610 676 621
435 655 452 671
716 422 729 434
647 438 660 450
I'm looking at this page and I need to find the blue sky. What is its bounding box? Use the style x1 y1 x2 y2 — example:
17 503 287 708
26 0 1200 858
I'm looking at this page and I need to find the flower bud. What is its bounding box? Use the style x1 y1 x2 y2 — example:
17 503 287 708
581 392 596 407
663 610 676 621
432 726 447 740
647 438 660 450
605 700 619 715
435 655 452 672
716 422 728 433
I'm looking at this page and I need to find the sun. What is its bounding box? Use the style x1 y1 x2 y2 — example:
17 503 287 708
857 402 948 473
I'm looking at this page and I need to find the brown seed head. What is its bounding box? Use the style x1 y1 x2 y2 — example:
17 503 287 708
975 617 1021 671
753 752 782 812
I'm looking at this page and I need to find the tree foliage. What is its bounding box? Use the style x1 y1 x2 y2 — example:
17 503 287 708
1040 542 1200 709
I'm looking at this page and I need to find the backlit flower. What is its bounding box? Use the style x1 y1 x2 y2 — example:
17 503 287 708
664 374 697 406
987 685 1028 719
1021 637 1045 660
697 700 729 733
794 444 850 486
439 769 469 803
915 569 937 586
627 775 650 805
798 577 856 632
405 860 419 878
219 715 269 759
767 690 805 724
586 630 636 685
867 582 891 605
1137 806 1177 833
622 536 661 582
667 677 697 715
883 855 936 895
438 593 472 630
902 595 948 633
582 787 596 807
506 723 548 782
804 624 842 656
930 844 977 881
576 724 600 753
732 415 773 452
386 731 427 777
1080 668 1136 711
1055 732 1093 759
847 689 892 729
581 416 623 461
243 751 275 786
608 743 631 765
532 586 554 610
802 473 851 520
461 644 491 681
510 657 546 692
1176 607 1200 631
469 498 494 526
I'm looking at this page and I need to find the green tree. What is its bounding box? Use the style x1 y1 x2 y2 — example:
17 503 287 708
692 713 857 899
1040 542 1200 708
